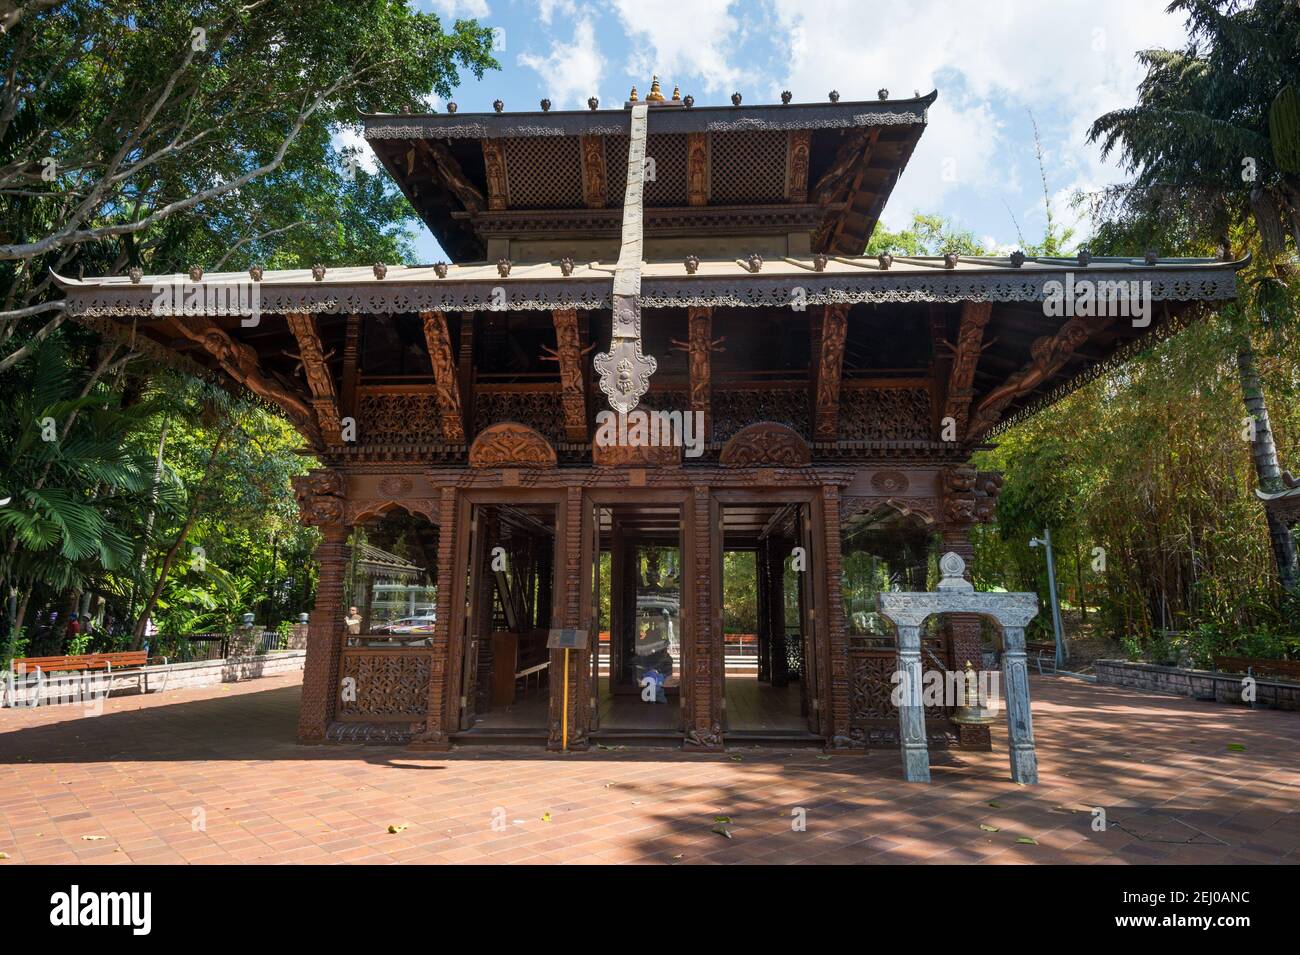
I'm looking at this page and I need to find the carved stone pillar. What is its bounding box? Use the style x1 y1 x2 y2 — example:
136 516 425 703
549 487 590 750
408 488 457 750
1000 625 1038 783
299 524 349 742
685 486 722 750
896 624 931 782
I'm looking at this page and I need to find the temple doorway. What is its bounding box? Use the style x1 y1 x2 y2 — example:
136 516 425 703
458 502 558 734
590 502 684 736
721 501 818 737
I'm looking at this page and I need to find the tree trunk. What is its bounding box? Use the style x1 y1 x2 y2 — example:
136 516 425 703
132 424 231 645
1237 346 1299 594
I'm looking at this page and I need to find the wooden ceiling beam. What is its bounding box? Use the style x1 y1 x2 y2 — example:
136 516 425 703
420 310 467 443
417 139 485 215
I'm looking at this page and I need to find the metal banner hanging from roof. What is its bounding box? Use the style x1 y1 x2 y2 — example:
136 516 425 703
594 102 657 413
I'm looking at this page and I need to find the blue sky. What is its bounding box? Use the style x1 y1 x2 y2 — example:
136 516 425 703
355 1 1192 261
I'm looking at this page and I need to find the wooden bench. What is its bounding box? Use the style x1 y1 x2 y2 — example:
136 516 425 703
1213 656 1300 683
1025 641 1058 674
6 651 163 704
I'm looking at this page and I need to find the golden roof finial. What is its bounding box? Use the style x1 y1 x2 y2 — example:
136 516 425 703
646 76 665 103
671 84 681 102
629 85 639 102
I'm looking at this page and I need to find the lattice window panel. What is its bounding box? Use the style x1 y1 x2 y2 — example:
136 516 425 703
712 387 810 441
709 130 787 204
473 391 566 444
603 133 688 207
838 388 932 441
503 136 584 208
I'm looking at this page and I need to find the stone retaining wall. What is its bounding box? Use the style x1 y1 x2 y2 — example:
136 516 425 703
2 650 305 707
1094 659 1299 712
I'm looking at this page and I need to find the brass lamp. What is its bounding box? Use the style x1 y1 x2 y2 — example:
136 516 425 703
951 660 997 726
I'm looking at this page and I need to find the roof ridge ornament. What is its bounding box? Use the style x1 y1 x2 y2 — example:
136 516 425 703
594 103 657 414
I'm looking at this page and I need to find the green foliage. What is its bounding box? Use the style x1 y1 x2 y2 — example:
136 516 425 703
865 213 986 256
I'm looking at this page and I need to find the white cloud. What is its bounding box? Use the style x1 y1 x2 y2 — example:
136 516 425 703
608 0 757 95
423 0 491 17
517 15 606 109
332 126 379 175
537 0 577 25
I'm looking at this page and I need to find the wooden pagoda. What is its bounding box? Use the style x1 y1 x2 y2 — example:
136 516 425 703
56 82 1243 754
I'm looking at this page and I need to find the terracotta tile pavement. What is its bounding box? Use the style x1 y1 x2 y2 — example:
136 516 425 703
0 673 1296 865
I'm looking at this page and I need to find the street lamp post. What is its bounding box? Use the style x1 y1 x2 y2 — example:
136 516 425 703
1029 527 1066 669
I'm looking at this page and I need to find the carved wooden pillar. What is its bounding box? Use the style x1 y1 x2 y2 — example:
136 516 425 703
299 523 349 742
1000 625 1038 783
786 130 810 202
686 132 709 206
685 486 722 749
766 536 788 688
341 314 360 425
414 487 458 750
580 135 607 209
548 487 590 750
896 624 931 783
821 484 851 744
482 139 508 210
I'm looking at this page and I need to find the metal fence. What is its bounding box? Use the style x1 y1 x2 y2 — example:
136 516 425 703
150 631 284 663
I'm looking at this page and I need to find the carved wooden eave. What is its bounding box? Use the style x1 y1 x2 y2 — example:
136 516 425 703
164 314 322 448
419 310 466 443
967 313 1115 439
811 303 849 442
943 301 993 441
286 312 344 446
550 308 588 442
468 422 557 468
579 134 607 209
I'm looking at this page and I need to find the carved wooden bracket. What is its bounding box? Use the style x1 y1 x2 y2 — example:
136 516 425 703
469 422 557 468
420 139 485 215
167 315 321 448
292 469 346 527
786 130 810 203
812 303 849 441
551 308 588 442
481 138 508 211
942 466 1003 525
580 135 607 209
687 306 712 437
719 422 811 467
420 310 466 444
967 314 1112 438
286 312 343 445
943 301 993 440
687 132 709 207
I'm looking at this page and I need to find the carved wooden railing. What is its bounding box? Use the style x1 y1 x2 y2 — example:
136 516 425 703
847 635 958 748
337 647 432 722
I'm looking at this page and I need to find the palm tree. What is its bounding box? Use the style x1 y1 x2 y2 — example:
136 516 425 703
1088 0 1300 595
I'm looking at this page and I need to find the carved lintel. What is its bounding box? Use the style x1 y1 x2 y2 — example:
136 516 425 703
468 422 557 468
552 308 587 442
167 315 321 447
419 139 485 214
481 138 508 211
686 132 709 207
967 314 1112 438
786 130 810 203
687 306 712 436
943 301 993 439
286 312 343 445
720 422 811 467
579 135 606 209
812 303 849 441
420 310 466 443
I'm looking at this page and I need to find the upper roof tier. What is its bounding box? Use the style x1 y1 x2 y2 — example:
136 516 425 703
361 87 938 263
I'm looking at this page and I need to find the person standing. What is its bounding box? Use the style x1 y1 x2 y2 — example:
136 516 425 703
344 606 362 635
